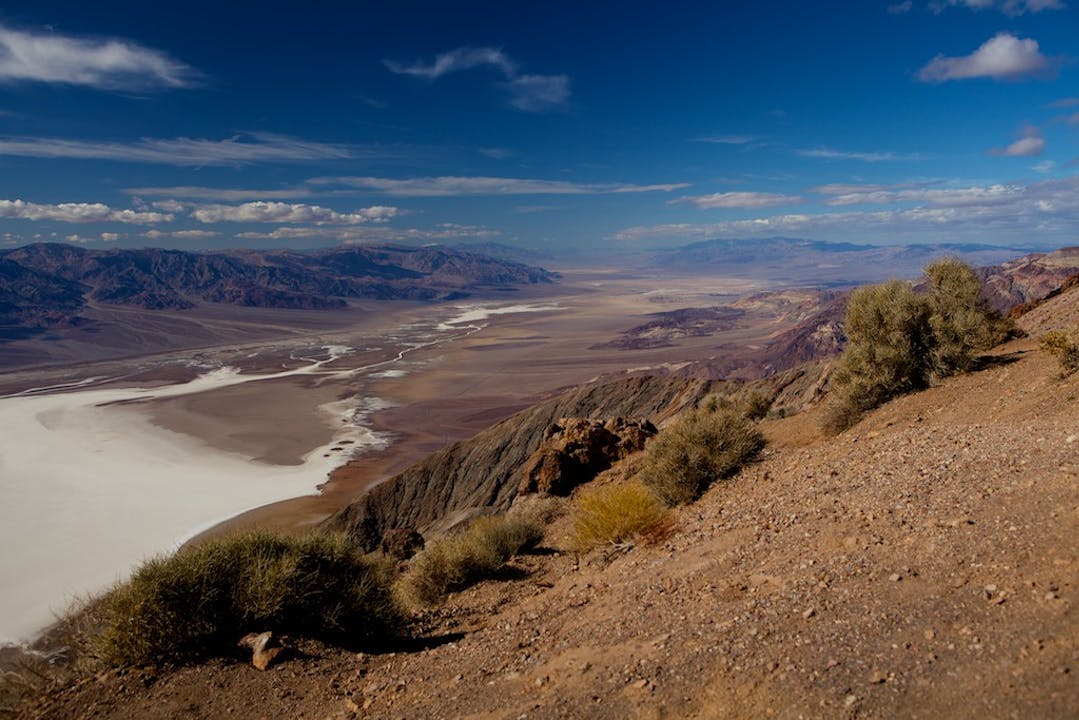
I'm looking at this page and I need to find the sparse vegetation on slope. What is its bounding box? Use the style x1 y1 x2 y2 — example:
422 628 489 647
397 515 543 608
639 406 766 506
1040 328 1079 375
97 531 402 667
824 258 1010 434
570 482 669 550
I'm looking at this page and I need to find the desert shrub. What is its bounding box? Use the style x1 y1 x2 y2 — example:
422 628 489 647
397 515 542 607
638 407 766 506
1041 329 1079 375
97 531 402 667
924 258 1011 376
571 482 669 550
699 390 773 420
823 259 1008 434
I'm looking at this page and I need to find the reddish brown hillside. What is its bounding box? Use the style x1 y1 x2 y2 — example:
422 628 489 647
15 288 1079 720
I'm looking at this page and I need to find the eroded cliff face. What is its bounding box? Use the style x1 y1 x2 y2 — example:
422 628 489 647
328 375 725 550
328 366 829 551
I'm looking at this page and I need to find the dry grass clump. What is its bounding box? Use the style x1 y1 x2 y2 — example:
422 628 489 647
639 407 766 506
397 515 543 608
823 258 1011 434
1041 329 1079 376
571 482 669 550
97 531 402 667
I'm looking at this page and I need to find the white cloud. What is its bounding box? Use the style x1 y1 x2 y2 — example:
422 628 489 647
385 46 569 113
887 0 913 13
1032 160 1056 173
100 232 121 242
0 199 171 224
189 202 401 225
931 0 1064 16
0 133 353 165
818 183 1025 206
478 147 513 160
235 223 500 243
990 132 1046 157
918 32 1054 82
612 174 1079 243
384 46 516 79
670 191 803 209
307 175 688 197
502 74 570 112
692 135 759 145
124 185 312 201
143 229 220 240
797 148 919 162
0 23 198 90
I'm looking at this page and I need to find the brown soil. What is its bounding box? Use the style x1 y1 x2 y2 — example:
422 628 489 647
11 295 1079 720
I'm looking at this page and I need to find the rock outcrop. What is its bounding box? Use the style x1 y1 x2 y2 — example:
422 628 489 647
517 417 656 496
329 376 727 551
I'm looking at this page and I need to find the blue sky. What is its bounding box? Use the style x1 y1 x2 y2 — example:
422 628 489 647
0 0 1076 252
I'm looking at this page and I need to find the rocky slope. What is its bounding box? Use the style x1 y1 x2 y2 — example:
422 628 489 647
0 243 558 339
16 271 1078 720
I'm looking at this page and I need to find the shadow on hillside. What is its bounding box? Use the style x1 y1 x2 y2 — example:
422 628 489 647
971 350 1024 371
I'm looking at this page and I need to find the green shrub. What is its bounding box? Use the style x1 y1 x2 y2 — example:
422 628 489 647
924 258 1011 376
1041 329 1079 375
823 259 1009 434
97 531 401 667
397 515 542 607
571 482 669 550
638 407 766 506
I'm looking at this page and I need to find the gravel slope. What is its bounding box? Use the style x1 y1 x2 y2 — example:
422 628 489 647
18 290 1079 720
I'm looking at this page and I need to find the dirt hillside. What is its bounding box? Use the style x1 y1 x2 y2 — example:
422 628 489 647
16 288 1079 720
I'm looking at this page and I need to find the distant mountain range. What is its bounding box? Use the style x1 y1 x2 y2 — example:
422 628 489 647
0 243 558 340
643 237 1042 284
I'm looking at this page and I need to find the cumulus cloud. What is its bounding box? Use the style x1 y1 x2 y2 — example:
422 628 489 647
235 223 500 244
817 183 1025 206
612 174 1079 243
0 199 171 224
0 133 353 165
144 229 220 240
918 32 1054 82
124 185 312 201
307 175 688 197
0 23 199 90
797 147 919 162
990 128 1046 156
670 191 803 209
385 46 570 113
189 202 401 225
930 0 1064 15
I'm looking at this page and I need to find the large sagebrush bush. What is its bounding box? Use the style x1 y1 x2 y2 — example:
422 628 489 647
97 531 402 667
823 258 1010 434
638 407 765 506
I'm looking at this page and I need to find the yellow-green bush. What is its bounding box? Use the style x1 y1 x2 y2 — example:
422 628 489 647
1041 329 1079 375
97 531 401 667
397 515 542 607
571 482 668 550
638 407 765 506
